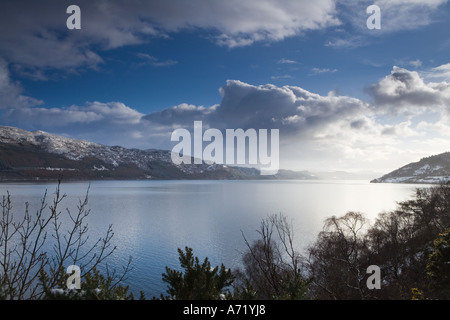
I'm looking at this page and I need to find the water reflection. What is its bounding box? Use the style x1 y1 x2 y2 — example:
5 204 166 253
0 180 424 298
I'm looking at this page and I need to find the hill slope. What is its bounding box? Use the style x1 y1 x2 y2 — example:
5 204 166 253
371 152 450 184
0 126 314 181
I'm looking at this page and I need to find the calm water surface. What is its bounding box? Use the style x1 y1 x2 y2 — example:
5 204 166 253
0 179 427 297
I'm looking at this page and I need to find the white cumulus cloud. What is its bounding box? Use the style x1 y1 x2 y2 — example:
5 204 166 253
0 59 43 109
368 66 450 116
2 65 450 172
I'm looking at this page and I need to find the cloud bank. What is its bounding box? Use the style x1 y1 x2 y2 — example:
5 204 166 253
0 0 340 73
369 66 450 116
3 65 450 172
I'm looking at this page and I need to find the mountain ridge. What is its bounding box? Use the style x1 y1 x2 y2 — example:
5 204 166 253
0 126 316 181
0 126 386 182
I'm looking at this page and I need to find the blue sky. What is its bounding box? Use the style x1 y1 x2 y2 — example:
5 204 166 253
1 0 450 174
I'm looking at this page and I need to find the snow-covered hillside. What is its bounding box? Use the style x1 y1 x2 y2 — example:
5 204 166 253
0 126 173 169
371 152 450 184
0 126 280 180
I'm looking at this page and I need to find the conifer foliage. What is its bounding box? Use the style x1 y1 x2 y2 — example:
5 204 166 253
161 247 234 300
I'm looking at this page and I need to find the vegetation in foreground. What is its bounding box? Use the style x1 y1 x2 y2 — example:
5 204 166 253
1 181 450 300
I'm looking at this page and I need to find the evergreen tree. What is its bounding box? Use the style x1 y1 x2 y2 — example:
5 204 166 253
427 228 450 299
161 247 234 300
40 266 136 300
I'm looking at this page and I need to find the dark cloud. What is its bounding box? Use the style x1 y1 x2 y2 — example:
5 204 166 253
0 59 43 109
143 80 374 144
144 103 215 127
0 0 339 73
368 66 450 116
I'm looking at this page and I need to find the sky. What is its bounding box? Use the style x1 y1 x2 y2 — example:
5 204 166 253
1 0 450 174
